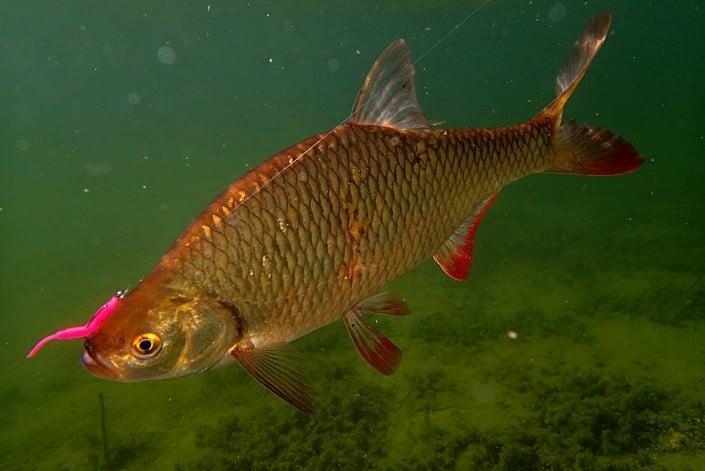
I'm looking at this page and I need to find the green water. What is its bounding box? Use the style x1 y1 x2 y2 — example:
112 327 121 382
2 0 704 469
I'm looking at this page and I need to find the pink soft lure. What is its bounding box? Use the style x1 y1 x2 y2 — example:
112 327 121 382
27 295 122 358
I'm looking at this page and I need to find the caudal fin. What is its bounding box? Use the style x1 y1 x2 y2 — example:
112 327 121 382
540 11 644 176
550 121 643 175
541 11 613 121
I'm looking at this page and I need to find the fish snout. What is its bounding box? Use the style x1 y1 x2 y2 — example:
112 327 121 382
81 340 118 380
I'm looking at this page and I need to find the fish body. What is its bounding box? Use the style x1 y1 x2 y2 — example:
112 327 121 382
163 120 551 348
29 13 644 413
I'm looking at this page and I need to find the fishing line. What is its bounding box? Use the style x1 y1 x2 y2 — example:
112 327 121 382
233 0 495 207
216 0 496 309
412 0 494 66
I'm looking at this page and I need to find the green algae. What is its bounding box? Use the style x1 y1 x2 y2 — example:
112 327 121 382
184 379 391 470
178 365 705 470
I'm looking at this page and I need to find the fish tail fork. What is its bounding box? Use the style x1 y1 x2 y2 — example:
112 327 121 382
540 11 645 176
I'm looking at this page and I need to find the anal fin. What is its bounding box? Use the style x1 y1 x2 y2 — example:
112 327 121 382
434 192 499 281
232 342 314 414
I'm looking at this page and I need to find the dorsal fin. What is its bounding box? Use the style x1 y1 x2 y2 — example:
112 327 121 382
350 39 430 131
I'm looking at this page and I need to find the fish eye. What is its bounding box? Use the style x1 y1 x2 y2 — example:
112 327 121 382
131 333 162 358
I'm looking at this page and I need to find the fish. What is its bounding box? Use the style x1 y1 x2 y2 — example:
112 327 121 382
28 12 643 413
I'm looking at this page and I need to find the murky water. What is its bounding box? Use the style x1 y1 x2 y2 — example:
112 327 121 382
2 1 704 469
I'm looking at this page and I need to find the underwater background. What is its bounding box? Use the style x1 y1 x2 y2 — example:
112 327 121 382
1 0 704 469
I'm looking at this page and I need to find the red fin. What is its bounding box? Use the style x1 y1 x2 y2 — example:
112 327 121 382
535 13 644 177
550 121 644 176
357 291 409 316
433 192 499 281
343 311 402 375
232 343 314 414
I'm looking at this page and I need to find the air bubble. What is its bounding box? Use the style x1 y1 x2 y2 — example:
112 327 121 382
127 92 141 105
548 3 566 23
157 45 176 64
16 139 30 151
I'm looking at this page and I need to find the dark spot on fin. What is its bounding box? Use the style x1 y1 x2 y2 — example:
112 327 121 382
232 343 314 414
434 191 499 281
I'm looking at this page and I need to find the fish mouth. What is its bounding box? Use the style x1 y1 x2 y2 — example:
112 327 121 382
81 342 118 380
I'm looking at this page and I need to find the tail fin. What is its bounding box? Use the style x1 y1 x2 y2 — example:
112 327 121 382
550 121 643 175
541 11 644 176
541 11 613 121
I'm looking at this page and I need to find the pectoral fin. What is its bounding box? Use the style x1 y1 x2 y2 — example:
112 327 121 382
231 342 314 414
343 292 407 375
434 191 499 281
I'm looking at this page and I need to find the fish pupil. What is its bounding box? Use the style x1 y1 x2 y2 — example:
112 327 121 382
139 339 152 352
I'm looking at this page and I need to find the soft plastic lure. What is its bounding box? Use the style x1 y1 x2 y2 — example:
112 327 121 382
27 295 121 358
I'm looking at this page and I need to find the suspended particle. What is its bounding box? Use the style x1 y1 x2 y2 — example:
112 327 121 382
157 45 176 64
127 91 141 105
16 138 30 151
548 4 566 23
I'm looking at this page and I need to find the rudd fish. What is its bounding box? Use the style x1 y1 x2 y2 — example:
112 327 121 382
29 12 643 413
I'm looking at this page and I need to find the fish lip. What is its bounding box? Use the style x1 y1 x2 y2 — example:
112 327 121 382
80 347 118 380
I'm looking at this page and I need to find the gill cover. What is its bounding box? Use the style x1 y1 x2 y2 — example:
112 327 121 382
80 292 240 382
